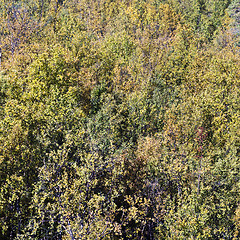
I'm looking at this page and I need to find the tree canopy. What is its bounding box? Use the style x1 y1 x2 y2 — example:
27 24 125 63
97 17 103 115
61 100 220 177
0 0 239 239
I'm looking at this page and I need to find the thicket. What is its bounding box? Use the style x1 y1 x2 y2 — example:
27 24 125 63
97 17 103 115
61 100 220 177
0 0 239 239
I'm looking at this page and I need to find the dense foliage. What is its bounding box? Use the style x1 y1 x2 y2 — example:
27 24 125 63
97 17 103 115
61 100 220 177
0 0 239 239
